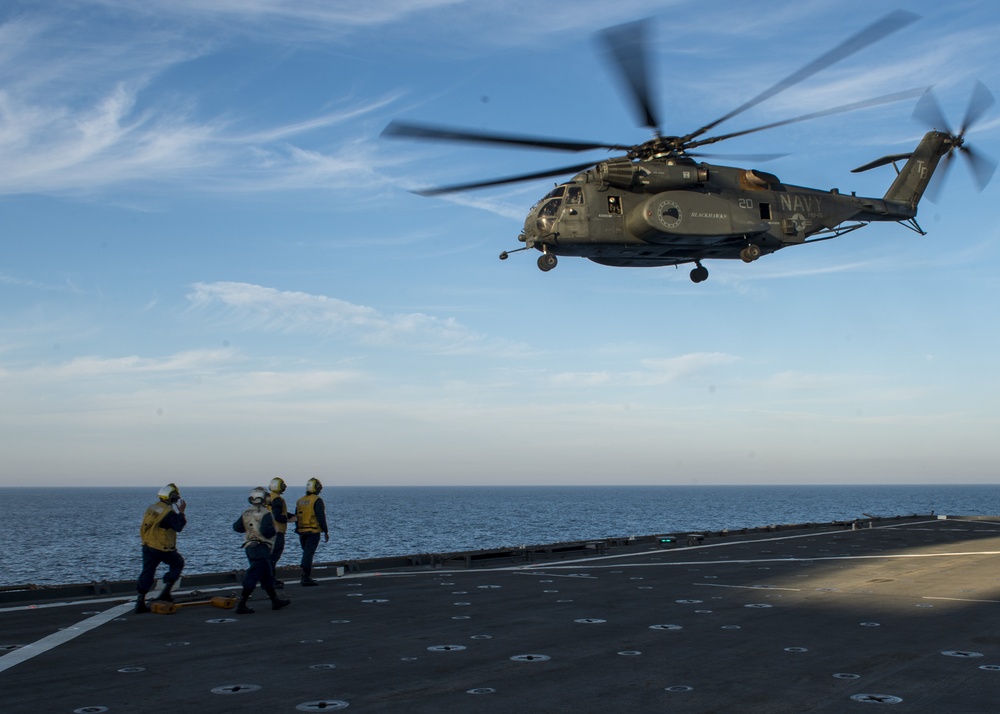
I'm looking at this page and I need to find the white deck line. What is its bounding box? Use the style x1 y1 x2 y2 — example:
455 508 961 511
0 602 133 674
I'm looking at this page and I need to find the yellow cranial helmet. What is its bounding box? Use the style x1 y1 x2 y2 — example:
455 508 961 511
306 478 323 495
157 483 180 503
269 477 286 494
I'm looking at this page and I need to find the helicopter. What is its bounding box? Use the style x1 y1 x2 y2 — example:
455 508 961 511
383 11 996 282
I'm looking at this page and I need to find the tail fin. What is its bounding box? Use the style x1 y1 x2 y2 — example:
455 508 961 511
883 132 952 205
852 131 951 206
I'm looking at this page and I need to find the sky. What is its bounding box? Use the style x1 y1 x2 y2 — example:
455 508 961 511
2 0 999 488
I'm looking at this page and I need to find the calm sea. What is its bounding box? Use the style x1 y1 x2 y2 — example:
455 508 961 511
2 484 998 588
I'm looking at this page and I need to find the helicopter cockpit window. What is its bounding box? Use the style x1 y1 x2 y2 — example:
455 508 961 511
539 198 562 217
607 195 622 215
565 186 584 205
543 186 566 200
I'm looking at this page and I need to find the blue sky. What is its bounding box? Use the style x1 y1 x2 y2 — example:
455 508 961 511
2 0 999 487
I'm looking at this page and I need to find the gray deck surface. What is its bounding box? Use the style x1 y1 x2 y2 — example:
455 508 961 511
3 516 1000 712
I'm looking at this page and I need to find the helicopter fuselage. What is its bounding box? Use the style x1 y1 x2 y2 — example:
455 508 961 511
520 156 916 277
385 11 991 282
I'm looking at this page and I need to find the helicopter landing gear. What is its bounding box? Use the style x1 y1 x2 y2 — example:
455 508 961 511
740 244 762 263
689 263 709 283
537 252 558 272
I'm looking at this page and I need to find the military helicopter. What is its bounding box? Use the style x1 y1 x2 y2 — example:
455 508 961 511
384 11 996 282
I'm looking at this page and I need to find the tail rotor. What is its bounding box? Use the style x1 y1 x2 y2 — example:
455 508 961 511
913 81 997 201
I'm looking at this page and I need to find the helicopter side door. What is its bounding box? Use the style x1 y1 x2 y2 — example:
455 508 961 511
586 191 627 244
556 185 589 240
731 195 776 237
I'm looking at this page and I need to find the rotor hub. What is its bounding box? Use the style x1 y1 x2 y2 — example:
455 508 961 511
629 136 688 160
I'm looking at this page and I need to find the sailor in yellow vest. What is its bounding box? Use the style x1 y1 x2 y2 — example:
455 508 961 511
135 483 187 614
232 486 291 614
295 478 329 586
267 477 295 588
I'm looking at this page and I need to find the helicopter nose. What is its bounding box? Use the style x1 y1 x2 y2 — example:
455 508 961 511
522 215 537 242
520 219 543 248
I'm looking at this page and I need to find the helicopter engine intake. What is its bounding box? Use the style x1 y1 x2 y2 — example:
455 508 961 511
598 157 637 188
598 158 707 192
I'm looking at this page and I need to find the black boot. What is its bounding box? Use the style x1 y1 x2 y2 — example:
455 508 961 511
300 569 318 586
235 587 255 614
155 580 175 602
266 587 291 611
134 594 150 614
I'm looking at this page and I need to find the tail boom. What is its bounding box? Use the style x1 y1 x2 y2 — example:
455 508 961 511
880 130 955 206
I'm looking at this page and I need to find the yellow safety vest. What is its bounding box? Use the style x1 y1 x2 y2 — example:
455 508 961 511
269 493 288 534
241 506 275 549
296 494 320 533
140 501 177 552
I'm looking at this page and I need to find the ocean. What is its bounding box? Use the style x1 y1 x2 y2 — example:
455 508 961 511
2 484 998 588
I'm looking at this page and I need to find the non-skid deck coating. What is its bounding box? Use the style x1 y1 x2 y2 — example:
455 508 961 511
4 516 1000 713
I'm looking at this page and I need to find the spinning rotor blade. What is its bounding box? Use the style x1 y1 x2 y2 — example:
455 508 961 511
382 120 625 153
600 20 660 132
687 87 928 150
386 13 928 198
960 145 997 191
913 88 951 132
914 82 997 200
412 160 600 196
960 80 996 134
688 151 789 162
684 10 920 143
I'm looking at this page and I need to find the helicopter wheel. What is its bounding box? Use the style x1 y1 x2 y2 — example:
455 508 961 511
690 265 709 283
537 253 558 272
740 244 762 263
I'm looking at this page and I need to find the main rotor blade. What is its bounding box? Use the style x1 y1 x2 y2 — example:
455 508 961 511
913 88 951 132
412 160 599 196
600 20 660 132
960 80 995 134
960 145 997 191
684 9 920 143
382 120 625 153
688 151 789 162
687 87 928 150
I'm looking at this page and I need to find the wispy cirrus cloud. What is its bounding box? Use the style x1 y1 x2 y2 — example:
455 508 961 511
0 271 82 292
84 0 682 45
0 348 371 428
0 72 400 196
0 7 408 198
551 352 739 387
187 281 531 357
86 0 465 36
20 348 237 381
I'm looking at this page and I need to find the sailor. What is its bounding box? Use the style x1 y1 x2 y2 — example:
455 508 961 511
267 477 294 588
233 486 291 614
135 483 187 614
295 478 329 586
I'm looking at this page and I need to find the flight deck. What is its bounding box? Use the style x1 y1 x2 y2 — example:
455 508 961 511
3 515 1000 712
